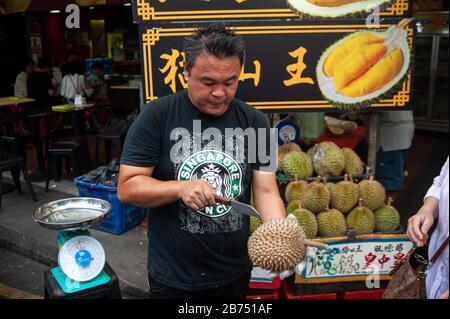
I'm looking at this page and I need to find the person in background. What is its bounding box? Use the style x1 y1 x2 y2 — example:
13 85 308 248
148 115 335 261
375 110 415 191
59 60 92 103
407 157 449 299
14 59 35 97
27 57 55 110
61 51 80 77
87 62 108 100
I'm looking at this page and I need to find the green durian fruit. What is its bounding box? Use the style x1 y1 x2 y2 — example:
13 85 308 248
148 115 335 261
311 142 346 177
285 180 308 203
326 182 336 194
292 207 318 239
342 147 364 175
282 151 314 179
374 197 400 233
278 143 302 171
331 174 359 214
286 200 301 214
249 216 261 234
303 178 331 214
346 198 375 235
317 207 347 237
359 175 386 211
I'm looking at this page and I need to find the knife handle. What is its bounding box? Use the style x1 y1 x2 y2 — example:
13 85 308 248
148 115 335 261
214 195 231 205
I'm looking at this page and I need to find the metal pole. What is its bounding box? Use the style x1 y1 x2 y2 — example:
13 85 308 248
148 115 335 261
367 112 380 175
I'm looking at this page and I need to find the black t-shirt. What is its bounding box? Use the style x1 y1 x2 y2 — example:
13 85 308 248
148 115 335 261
27 71 54 109
121 90 273 291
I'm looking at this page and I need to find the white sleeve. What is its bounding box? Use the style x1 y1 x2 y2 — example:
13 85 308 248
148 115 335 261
14 74 27 97
60 76 67 99
425 157 449 201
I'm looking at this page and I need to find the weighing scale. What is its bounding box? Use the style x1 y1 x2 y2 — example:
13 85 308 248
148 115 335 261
33 197 112 294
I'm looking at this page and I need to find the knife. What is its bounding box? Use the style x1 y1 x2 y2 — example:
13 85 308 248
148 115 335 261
214 195 260 217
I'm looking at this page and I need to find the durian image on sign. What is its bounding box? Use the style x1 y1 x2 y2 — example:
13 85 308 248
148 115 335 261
287 0 392 18
316 24 410 110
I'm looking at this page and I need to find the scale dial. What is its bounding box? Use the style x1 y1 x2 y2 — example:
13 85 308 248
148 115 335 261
58 236 105 282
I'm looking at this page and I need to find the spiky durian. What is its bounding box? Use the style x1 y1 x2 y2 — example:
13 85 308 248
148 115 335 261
374 197 400 233
331 174 359 213
342 147 364 175
248 217 325 272
250 216 261 234
311 142 345 177
359 175 386 211
278 143 302 171
303 178 331 214
285 180 308 203
291 199 318 239
317 207 347 237
281 151 314 179
346 198 376 235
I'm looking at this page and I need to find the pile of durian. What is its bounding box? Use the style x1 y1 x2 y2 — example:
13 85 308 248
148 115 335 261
251 174 401 239
278 141 364 179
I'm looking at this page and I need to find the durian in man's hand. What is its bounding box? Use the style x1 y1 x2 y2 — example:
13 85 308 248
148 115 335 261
248 216 327 273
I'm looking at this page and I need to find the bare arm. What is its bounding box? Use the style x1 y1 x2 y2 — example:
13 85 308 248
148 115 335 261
252 170 286 223
407 196 439 247
118 164 216 209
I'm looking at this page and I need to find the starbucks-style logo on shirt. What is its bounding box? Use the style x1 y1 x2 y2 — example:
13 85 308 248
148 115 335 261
177 150 242 218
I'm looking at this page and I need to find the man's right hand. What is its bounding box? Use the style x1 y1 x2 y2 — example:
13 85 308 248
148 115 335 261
407 206 435 247
178 180 216 211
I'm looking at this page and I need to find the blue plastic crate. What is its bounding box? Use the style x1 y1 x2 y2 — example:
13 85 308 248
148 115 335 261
74 176 147 235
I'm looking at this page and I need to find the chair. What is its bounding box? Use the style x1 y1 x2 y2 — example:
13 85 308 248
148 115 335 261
45 137 92 192
95 132 125 165
0 136 37 209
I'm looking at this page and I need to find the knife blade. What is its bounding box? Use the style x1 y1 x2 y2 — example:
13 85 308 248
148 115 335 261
214 195 260 217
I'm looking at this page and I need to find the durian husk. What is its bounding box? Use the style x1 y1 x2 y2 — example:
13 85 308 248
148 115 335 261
278 143 302 171
342 147 364 175
311 142 346 177
248 218 326 272
285 179 308 203
358 175 386 211
330 174 359 213
303 177 331 214
346 198 376 235
317 207 347 237
374 197 400 233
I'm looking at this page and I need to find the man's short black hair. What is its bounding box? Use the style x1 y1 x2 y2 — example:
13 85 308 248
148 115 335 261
183 23 246 73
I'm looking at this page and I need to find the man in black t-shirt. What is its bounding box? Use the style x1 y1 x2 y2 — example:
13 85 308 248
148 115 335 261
118 23 286 299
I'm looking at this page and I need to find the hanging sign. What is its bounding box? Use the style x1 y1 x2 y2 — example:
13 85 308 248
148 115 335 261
132 0 412 23
138 20 414 112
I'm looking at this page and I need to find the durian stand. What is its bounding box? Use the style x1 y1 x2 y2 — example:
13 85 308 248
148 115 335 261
131 0 416 298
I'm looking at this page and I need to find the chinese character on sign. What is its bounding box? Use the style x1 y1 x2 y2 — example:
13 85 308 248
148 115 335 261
364 252 377 270
283 46 314 87
392 252 406 269
384 244 394 253
378 254 391 270
239 60 261 86
374 245 383 252
159 49 187 93
395 244 404 252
